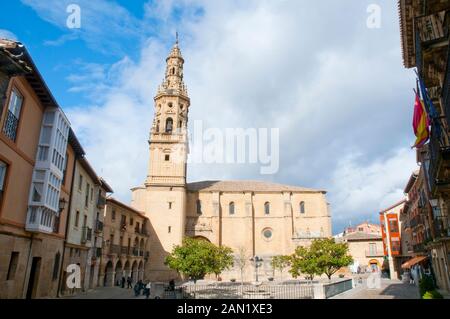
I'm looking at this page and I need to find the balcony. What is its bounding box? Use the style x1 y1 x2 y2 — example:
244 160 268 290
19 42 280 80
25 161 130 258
2 110 19 142
427 131 450 195
365 250 384 258
415 11 448 46
413 243 426 252
132 248 139 257
94 220 104 233
97 195 106 209
120 246 128 256
109 244 120 255
434 215 450 239
410 214 424 229
81 227 92 244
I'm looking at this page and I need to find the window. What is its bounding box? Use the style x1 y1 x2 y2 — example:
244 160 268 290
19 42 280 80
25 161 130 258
264 202 270 215
389 219 399 233
369 243 377 255
3 89 23 142
166 118 173 133
169 202 173 209
85 183 90 207
0 161 7 205
121 215 126 227
130 218 134 226
90 188 93 201
300 201 305 214
391 239 400 252
168 226 172 233
75 211 80 227
229 202 235 215
262 228 273 240
196 200 202 215
52 252 60 281
178 121 182 129
156 120 160 133
78 174 83 191
112 209 116 221
7 252 19 280
171 67 175 75
62 153 69 185
165 154 170 161
83 215 87 228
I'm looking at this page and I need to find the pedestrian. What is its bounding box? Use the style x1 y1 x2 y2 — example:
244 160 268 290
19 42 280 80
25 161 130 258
127 277 132 289
134 281 141 297
144 282 151 299
169 279 175 291
121 276 126 289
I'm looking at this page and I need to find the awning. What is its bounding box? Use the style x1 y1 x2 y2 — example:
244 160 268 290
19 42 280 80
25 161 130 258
401 256 428 269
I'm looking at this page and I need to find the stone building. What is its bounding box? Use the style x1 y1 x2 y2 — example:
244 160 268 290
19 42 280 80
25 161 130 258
0 39 73 298
131 39 332 282
398 0 450 292
60 156 112 295
100 198 150 287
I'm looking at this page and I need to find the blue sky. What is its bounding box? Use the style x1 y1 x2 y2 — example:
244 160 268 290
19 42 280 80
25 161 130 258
1 0 418 234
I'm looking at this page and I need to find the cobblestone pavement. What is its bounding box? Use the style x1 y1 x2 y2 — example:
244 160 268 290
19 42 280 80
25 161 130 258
62 287 148 299
332 279 421 299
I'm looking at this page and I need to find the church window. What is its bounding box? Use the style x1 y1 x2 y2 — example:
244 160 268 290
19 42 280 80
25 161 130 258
196 200 202 215
156 120 160 133
165 155 170 161
171 67 175 75
169 202 172 209
168 102 173 108
168 226 171 233
229 202 235 215
262 228 273 240
264 202 270 215
178 121 182 129
166 118 173 133
300 201 305 214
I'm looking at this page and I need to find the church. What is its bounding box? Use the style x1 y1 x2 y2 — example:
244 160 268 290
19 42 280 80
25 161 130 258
130 39 332 282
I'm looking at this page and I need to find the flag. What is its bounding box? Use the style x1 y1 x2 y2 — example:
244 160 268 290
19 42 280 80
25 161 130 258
412 92 430 149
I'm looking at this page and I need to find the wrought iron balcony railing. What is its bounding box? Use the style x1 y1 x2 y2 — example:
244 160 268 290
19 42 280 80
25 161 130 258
434 215 450 239
2 110 19 142
81 226 92 243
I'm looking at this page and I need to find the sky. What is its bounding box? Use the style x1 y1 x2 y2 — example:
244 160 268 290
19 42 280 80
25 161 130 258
1 0 418 234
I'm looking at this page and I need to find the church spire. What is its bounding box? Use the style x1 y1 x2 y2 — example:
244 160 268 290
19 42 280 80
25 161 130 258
157 34 188 97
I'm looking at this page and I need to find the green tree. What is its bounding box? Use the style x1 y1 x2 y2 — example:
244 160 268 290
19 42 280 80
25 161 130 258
165 238 234 281
271 255 291 281
289 246 322 281
311 238 353 280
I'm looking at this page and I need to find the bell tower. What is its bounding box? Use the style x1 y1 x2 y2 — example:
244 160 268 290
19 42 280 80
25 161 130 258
146 35 189 186
131 36 189 281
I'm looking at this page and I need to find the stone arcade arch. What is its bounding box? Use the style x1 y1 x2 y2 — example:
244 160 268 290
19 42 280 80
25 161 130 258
104 261 114 287
115 260 123 285
138 261 144 281
131 261 138 282
124 260 131 278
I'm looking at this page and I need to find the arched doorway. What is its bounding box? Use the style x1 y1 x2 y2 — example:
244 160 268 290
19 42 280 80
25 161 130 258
131 261 138 283
138 261 144 281
369 259 380 272
104 261 114 287
124 260 131 279
115 260 123 286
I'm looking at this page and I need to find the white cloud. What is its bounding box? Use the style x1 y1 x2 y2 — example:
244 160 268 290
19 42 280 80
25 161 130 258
55 0 418 234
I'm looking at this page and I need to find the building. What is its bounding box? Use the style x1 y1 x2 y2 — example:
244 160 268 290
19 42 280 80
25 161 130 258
100 198 150 287
0 39 73 298
130 39 332 282
398 0 450 292
60 155 113 296
336 222 384 273
380 200 411 279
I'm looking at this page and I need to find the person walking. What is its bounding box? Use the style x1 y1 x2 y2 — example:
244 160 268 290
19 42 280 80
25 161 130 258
127 277 132 289
144 282 151 299
121 276 126 289
134 281 141 297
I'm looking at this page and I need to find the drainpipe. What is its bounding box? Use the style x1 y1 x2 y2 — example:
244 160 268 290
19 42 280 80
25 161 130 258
57 155 78 298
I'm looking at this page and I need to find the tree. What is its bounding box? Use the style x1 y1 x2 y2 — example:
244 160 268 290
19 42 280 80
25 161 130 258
235 247 248 284
271 255 291 281
210 245 234 280
165 238 234 282
310 238 353 280
289 246 321 281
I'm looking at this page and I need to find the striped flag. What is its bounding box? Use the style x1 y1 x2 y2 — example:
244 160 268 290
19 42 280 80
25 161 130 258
412 92 430 148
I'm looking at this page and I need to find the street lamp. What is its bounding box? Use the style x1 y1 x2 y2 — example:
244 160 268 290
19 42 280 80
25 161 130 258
58 198 67 213
250 256 263 282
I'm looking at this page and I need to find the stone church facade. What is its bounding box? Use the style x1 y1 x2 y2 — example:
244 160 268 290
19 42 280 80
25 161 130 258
131 40 332 282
